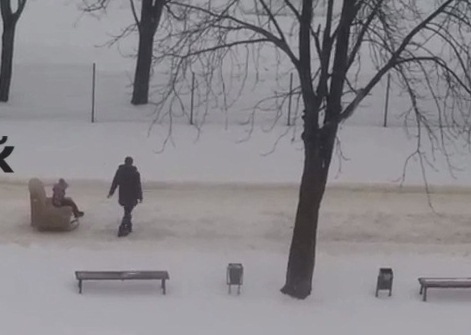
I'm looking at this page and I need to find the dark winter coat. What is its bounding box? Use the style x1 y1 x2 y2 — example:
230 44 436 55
109 164 143 207
52 179 68 206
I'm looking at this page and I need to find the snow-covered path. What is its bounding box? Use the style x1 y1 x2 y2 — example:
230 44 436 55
3 181 471 250
2 181 471 334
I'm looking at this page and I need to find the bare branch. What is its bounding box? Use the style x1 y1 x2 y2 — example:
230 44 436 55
340 0 456 120
129 0 140 28
15 0 26 19
347 0 384 70
282 0 300 20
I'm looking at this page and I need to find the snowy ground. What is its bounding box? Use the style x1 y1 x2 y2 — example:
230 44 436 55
4 182 471 247
3 182 471 334
3 243 471 335
4 242 471 335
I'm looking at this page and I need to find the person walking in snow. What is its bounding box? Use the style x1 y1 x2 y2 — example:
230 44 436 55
107 156 143 236
52 178 84 218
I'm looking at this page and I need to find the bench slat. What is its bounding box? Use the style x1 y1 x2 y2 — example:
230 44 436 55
418 277 471 301
419 277 471 287
419 277 471 282
76 271 169 280
420 281 471 288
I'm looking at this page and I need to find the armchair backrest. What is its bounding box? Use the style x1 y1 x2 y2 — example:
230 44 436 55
28 178 47 227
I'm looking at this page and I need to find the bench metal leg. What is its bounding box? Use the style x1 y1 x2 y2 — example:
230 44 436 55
237 285 241 295
423 287 427 302
78 280 83 294
419 285 423 295
162 279 166 295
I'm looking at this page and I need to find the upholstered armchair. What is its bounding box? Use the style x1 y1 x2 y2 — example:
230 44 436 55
28 178 79 231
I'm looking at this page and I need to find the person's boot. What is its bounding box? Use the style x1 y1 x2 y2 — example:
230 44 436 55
118 216 131 237
124 213 132 232
118 223 130 237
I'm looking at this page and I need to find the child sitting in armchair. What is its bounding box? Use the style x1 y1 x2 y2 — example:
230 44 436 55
52 178 84 218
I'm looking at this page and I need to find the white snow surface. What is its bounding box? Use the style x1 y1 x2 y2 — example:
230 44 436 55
3 182 471 335
1 0 471 334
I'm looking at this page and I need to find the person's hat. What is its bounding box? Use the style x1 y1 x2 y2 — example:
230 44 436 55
58 178 69 187
124 156 133 165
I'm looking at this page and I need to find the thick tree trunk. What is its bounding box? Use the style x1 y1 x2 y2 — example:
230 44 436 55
131 28 154 105
0 22 16 102
280 139 327 299
281 0 354 299
131 0 164 106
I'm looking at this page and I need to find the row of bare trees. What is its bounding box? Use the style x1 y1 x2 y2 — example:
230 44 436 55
3 0 471 300
0 0 166 105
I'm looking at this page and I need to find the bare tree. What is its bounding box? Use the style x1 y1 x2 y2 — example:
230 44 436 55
0 0 27 102
82 0 168 105
150 0 471 299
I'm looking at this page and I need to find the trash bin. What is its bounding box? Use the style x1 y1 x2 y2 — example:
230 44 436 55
227 263 243 294
376 267 393 297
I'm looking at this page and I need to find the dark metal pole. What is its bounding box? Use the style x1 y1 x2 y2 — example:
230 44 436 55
383 73 391 127
190 72 195 125
287 72 293 126
92 63 96 123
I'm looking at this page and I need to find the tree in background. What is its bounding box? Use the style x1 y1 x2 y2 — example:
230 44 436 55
147 0 471 299
82 0 168 105
0 0 27 102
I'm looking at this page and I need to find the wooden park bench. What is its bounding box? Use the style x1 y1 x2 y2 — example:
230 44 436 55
418 277 471 301
75 271 169 295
